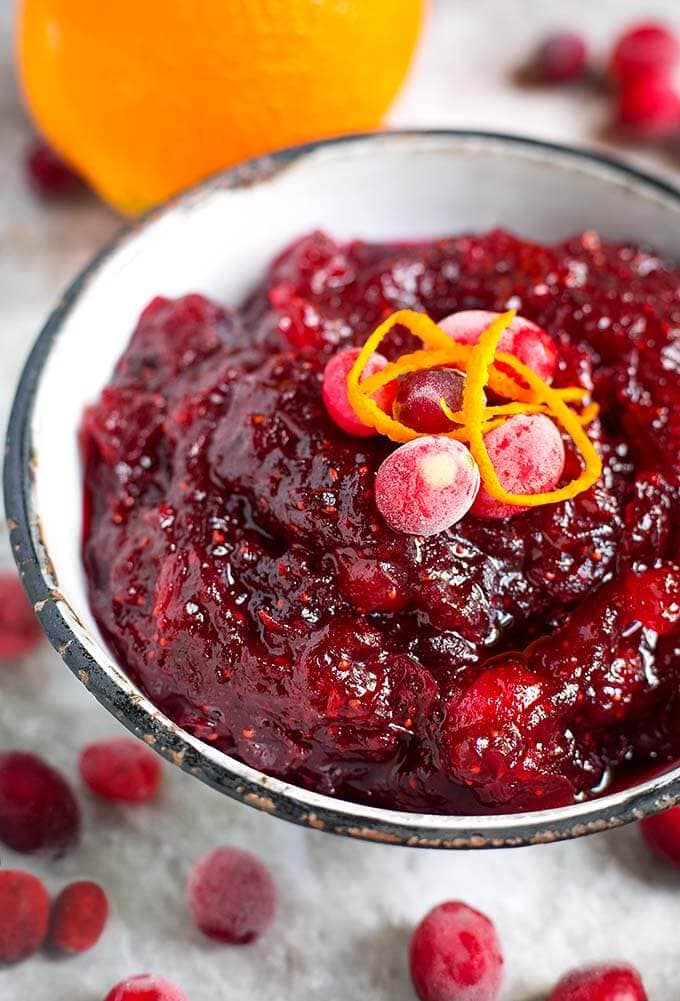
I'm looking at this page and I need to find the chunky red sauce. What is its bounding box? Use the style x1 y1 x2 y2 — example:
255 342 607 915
82 229 680 814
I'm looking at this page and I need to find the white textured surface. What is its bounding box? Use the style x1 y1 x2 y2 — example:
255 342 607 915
1 2 679 999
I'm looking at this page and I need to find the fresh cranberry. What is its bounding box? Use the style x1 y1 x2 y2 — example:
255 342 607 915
322 347 394 436
609 22 680 83
0 870 50 963
615 73 680 139
409 901 503 1001
393 368 467 433
103 974 188 1001
439 310 557 384
186 846 277 944
0 751 80 856
640 806 680 865
79 738 162 802
25 142 84 200
0 572 43 659
49 880 109 953
533 32 589 84
548 964 647 1001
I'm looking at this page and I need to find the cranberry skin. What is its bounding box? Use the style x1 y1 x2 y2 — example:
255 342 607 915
186 846 277 944
534 32 588 84
615 74 680 139
80 738 162 802
548 964 647 1001
641 806 680 865
409 901 503 1001
624 566 680 635
609 23 680 83
0 573 43 659
0 751 80 856
104 975 188 1001
50 880 109 953
25 142 84 200
0 870 50 963
375 438 480 536
322 347 395 436
394 368 467 433
439 310 557 384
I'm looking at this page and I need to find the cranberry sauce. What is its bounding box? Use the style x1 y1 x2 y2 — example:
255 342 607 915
82 229 680 814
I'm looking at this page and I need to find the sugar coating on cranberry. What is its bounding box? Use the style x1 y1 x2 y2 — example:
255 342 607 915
640 805 680 865
393 368 467 433
439 310 557 383
25 142 85 200
186 846 277 944
548 963 648 1001
609 22 680 82
615 74 680 138
0 751 80 856
80 737 162 802
104 974 188 1001
534 32 588 83
0 870 50 963
322 347 394 436
409 900 504 1001
375 438 480 536
49 880 109 954
471 414 565 520
0 572 43 659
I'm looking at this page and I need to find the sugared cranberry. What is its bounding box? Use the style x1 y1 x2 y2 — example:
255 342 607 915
471 414 565 520
25 142 84 200
0 751 80 856
0 572 43 659
186 846 277 944
0 870 50 963
640 806 680 865
393 368 467 433
609 22 680 83
533 32 589 84
548 964 647 1001
80 738 162 802
50 880 109 954
615 74 680 139
439 310 557 383
322 347 395 436
624 566 680 635
103 974 188 1001
409 900 504 1001
375 438 480 536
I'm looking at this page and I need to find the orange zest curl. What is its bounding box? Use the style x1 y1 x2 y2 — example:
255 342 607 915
346 308 602 509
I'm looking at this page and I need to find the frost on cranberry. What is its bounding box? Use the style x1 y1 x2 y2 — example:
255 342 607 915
609 22 680 83
322 347 394 436
50 881 109 954
615 74 680 139
104 974 188 1001
409 901 504 1001
80 737 162 802
0 870 50 963
186 846 277 944
640 806 680 866
393 368 467 433
0 572 42 659
548 963 648 1001
375 438 480 536
25 142 85 200
0 751 80 856
532 32 589 84
439 309 557 383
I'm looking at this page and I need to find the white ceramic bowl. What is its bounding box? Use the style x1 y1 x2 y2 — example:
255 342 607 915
6 131 680 848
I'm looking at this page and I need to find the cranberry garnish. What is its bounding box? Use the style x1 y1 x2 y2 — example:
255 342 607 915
624 566 680 635
0 751 80 856
49 880 109 953
322 347 395 436
640 806 680 866
615 73 680 139
393 368 467 433
439 310 557 384
609 22 680 83
548 964 647 1001
0 572 43 659
79 737 162 802
186 846 277 944
25 142 84 200
409 900 504 1001
0 870 50 963
375 437 480 536
533 32 589 84
104 975 188 1001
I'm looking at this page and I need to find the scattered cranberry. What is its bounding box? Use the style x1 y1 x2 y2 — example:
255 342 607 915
409 900 504 1001
615 73 680 139
80 737 162 802
0 572 43 659
25 142 85 200
393 368 467 433
375 437 480 536
471 414 565 520
322 347 395 436
103 974 188 1001
640 805 680 865
186 845 277 944
548 963 647 1001
0 751 80 856
533 32 589 84
609 22 680 83
439 310 557 383
49 880 109 954
0 870 50 963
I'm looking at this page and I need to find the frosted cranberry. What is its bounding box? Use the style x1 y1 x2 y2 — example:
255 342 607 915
0 751 80 856
25 142 84 199
393 369 466 433
533 32 588 83
50 881 109 953
615 74 680 138
0 870 50 963
322 347 395 436
609 22 680 82
104 974 188 1001
186 846 277 944
624 566 680 635
375 438 480 536
471 414 565 520
409 901 503 1001
548 964 647 1001
0 573 42 659
439 310 557 383
80 738 162 802
640 806 680 865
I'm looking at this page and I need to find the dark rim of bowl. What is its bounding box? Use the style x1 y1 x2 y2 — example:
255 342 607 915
5 129 680 849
